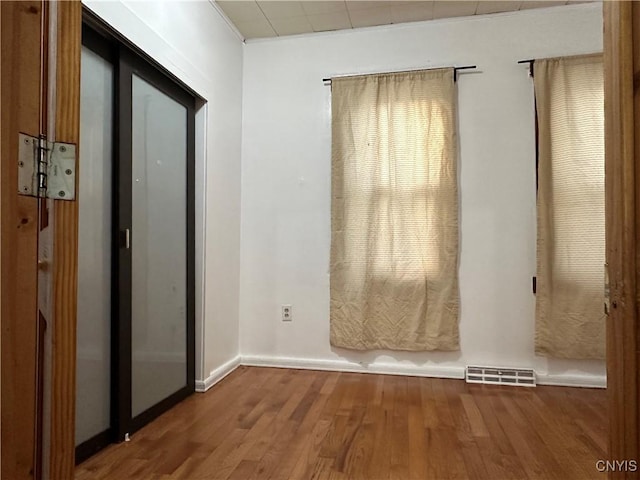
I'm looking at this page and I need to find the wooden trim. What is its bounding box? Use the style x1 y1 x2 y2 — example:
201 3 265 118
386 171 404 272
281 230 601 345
49 2 81 478
1 2 43 479
632 9 640 474
603 2 640 478
1 4 3 474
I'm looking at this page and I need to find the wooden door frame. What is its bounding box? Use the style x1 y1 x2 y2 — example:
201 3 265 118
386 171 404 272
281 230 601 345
603 1 639 478
1 2 43 478
48 2 81 478
1 2 80 479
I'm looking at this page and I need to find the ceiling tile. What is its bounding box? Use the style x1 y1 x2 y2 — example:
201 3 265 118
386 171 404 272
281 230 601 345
236 17 277 38
518 0 566 9
346 1 412 11
270 15 314 35
475 1 521 15
432 1 478 19
257 1 306 19
391 2 434 23
349 6 392 28
346 1 383 10
217 1 265 23
307 10 352 31
301 1 348 15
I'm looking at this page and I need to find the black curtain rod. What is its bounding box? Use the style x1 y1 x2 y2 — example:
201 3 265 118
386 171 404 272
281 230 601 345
322 65 477 85
518 59 535 77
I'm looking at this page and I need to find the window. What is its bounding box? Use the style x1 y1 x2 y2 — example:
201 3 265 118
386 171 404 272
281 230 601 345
533 54 605 359
348 98 448 280
329 69 460 352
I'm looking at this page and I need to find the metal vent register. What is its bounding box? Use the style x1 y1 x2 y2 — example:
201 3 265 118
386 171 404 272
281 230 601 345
466 366 536 387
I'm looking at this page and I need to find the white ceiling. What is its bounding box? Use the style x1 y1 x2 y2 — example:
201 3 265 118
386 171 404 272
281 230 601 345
215 0 592 40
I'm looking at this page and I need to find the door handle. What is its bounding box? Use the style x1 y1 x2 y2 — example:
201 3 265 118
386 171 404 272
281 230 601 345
122 228 130 249
604 263 610 315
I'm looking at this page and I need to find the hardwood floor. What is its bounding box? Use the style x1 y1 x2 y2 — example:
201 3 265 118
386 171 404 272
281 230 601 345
75 366 608 480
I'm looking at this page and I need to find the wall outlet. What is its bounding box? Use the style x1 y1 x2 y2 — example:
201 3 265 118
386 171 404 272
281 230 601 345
282 304 292 322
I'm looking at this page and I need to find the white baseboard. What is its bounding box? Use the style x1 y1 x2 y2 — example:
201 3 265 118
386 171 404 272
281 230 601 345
195 355 241 393
194 354 606 390
238 355 606 389
240 355 466 380
536 372 607 389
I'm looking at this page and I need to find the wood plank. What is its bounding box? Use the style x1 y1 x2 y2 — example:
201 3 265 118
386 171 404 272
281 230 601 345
49 1 82 478
406 377 428 480
511 388 596 479
460 393 490 438
1 2 43 479
603 2 640 478
76 367 609 480
389 376 409 480
488 390 563 480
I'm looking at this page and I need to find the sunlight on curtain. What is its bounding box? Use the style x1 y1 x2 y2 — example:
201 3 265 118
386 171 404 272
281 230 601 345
534 54 605 359
330 69 459 351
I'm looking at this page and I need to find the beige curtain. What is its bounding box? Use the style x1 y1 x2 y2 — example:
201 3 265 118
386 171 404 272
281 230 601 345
330 69 459 352
534 54 605 359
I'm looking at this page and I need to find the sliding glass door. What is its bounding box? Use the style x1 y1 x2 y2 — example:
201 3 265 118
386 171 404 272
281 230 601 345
130 74 189 418
76 18 195 462
76 44 114 456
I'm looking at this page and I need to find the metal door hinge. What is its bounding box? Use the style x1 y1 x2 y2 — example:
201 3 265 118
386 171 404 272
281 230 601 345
18 133 76 200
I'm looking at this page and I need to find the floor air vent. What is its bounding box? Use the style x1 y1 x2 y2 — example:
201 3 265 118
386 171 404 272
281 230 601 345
466 366 536 387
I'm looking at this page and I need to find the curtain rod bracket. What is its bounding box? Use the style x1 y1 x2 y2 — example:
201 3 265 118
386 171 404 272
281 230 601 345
453 65 476 82
518 59 535 78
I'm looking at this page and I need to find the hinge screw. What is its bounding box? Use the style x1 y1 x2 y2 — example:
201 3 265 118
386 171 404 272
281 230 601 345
24 138 30 145
18 161 24 167
23 186 29 192
59 145 66 152
58 191 66 198
65 169 72 175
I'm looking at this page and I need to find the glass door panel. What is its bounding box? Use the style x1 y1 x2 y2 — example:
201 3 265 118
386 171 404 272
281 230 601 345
77 20 195 459
76 46 113 446
130 74 188 417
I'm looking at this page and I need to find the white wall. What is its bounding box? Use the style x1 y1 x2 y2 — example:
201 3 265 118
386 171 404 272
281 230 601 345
83 0 243 383
239 3 606 386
